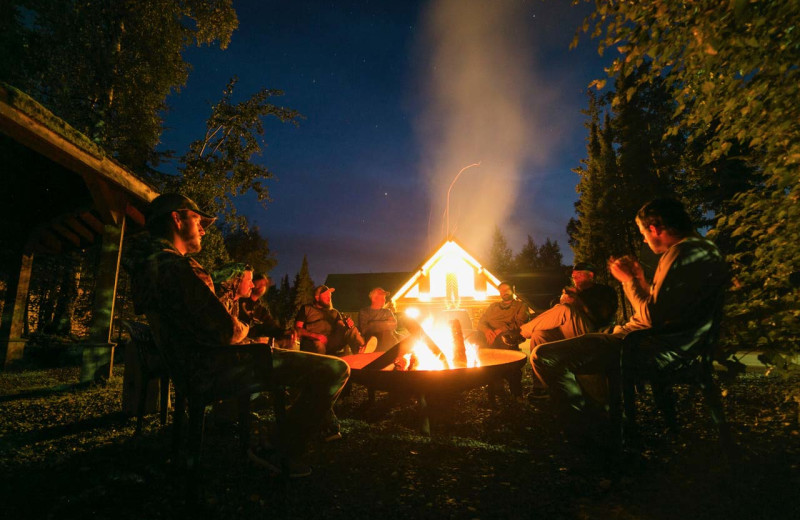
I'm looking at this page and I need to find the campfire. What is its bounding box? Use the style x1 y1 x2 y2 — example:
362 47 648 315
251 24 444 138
394 317 481 371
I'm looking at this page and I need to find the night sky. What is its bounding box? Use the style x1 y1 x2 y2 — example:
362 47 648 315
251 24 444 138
158 0 611 284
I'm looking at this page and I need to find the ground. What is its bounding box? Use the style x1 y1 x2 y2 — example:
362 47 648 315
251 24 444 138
0 361 798 519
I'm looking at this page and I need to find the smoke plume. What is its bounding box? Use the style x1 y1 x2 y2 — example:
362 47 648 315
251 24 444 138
415 0 562 257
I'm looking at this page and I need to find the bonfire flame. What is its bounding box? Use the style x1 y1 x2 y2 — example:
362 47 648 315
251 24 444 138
397 316 481 371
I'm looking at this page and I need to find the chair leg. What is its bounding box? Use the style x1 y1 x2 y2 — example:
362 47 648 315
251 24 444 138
136 376 148 436
606 367 623 454
159 377 170 426
651 381 679 432
172 391 186 457
237 395 252 457
699 369 733 453
185 402 206 506
186 402 206 471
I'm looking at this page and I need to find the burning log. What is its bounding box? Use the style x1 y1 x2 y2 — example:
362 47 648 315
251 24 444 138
363 318 449 371
450 319 467 367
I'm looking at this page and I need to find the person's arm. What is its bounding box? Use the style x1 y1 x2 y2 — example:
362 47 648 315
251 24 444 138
513 301 530 329
158 256 247 345
294 307 327 345
619 239 725 332
361 308 397 333
478 306 498 344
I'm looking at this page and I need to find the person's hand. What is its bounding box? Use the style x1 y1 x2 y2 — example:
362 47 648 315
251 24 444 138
520 320 533 339
560 288 577 305
484 329 498 345
345 317 355 328
608 255 644 284
316 333 328 345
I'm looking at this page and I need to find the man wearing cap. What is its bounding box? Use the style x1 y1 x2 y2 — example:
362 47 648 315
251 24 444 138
358 287 398 352
125 193 349 478
295 285 366 356
521 262 617 348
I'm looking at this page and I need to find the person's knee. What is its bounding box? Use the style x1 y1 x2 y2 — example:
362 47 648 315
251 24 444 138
323 356 350 386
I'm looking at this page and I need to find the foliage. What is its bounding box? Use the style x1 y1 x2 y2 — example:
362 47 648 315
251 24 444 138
223 226 276 275
513 235 540 272
265 274 294 328
575 0 799 350
537 238 564 270
1 0 238 169
165 78 301 271
292 255 315 316
569 76 670 287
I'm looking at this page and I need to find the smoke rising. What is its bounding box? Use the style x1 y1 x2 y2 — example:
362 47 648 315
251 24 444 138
415 0 563 257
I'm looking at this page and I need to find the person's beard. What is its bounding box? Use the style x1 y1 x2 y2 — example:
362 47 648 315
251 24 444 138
179 227 202 254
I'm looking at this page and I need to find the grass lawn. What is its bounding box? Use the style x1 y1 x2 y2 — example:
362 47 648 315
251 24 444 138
0 361 798 519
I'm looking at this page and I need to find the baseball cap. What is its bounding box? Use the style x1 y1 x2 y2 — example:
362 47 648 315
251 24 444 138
145 193 216 228
314 285 335 298
573 262 597 274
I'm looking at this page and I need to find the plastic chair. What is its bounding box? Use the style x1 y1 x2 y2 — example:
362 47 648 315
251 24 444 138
612 292 732 453
119 320 170 435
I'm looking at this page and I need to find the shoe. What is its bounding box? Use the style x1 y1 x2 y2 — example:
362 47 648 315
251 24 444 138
247 446 312 478
322 427 342 442
321 410 342 442
362 337 378 354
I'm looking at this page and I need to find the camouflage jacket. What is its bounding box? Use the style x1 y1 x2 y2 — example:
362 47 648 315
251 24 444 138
125 236 249 367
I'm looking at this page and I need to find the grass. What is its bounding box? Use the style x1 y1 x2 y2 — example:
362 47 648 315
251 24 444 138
0 363 798 519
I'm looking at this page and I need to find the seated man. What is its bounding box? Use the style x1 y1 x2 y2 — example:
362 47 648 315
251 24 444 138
473 282 530 397
295 285 366 356
521 264 618 348
530 198 728 434
474 282 530 349
358 287 398 352
125 193 349 478
550 261 596 308
238 272 286 340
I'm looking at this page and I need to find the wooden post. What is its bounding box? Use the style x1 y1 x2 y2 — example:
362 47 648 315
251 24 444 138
80 216 125 383
0 243 34 368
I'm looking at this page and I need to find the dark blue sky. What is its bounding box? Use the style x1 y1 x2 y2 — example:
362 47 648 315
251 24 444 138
159 0 611 284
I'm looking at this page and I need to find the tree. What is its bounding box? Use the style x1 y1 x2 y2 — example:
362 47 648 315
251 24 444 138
292 256 315 315
514 235 540 272
2 0 239 169
537 238 563 269
577 0 799 351
223 226 276 275
169 78 301 270
487 226 514 274
266 274 293 328
570 91 617 280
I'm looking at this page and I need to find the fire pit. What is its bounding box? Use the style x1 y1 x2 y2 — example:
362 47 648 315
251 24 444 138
342 339 526 434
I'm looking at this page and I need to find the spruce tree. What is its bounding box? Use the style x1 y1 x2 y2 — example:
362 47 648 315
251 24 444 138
487 226 514 274
514 235 540 272
292 256 315 314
